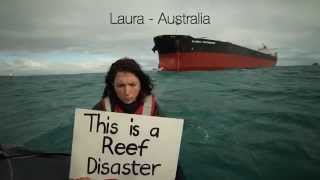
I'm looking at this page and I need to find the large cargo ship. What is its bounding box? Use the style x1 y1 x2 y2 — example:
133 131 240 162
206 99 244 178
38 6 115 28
152 35 277 71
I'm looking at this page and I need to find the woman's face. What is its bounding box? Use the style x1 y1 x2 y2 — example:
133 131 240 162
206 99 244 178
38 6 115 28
114 71 141 104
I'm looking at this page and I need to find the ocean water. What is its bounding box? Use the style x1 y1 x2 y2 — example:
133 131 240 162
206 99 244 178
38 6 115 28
1 66 320 179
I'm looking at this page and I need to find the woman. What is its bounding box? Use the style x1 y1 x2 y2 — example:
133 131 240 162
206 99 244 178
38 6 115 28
93 58 159 115
77 58 184 180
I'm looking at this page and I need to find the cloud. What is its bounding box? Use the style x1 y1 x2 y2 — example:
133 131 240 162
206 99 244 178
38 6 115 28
0 58 112 76
14 59 47 68
1 0 320 74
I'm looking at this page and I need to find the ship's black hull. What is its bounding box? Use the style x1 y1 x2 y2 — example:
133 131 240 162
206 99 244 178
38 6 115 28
153 35 277 71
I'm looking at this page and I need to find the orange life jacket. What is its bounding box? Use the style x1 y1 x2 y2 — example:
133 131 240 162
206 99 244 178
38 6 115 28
101 95 156 116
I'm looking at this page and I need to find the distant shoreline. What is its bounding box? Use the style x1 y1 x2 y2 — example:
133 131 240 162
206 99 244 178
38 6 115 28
1 65 318 77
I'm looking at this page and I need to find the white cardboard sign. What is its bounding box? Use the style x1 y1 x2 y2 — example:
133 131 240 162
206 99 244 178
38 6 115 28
69 108 184 180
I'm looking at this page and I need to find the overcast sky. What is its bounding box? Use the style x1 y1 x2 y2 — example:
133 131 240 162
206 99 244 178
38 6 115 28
1 0 319 75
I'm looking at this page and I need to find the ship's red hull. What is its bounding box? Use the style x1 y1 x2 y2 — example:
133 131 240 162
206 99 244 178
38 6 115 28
159 52 277 71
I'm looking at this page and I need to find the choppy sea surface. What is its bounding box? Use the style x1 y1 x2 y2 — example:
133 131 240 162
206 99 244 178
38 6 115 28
1 65 320 179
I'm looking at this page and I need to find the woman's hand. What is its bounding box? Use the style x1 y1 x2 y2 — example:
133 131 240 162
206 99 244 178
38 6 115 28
70 177 118 180
70 177 90 180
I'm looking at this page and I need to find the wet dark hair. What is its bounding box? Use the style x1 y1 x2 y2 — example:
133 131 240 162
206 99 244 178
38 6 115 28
102 58 154 99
